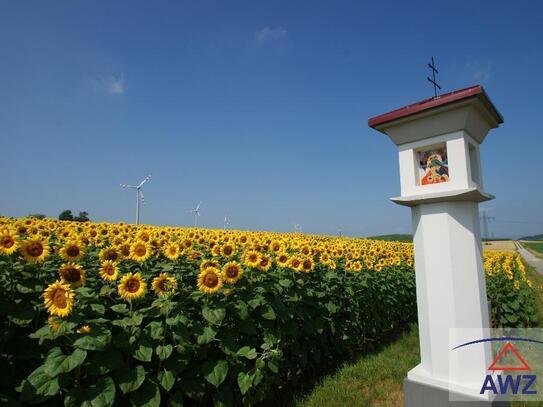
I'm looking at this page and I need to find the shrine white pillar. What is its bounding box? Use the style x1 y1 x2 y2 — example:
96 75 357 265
368 86 506 405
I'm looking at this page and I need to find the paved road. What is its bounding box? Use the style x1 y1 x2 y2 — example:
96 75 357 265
515 241 543 276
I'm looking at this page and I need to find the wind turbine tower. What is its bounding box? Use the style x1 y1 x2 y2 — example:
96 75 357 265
120 175 151 225
223 215 231 230
187 202 202 227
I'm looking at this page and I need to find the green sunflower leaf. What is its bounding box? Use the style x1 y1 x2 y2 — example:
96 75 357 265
204 360 229 388
157 369 176 392
156 344 173 361
20 365 60 403
236 346 257 360
44 347 87 377
202 306 226 325
64 376 116 407
237 372 252 395
130 379 161 407
114 365 146 394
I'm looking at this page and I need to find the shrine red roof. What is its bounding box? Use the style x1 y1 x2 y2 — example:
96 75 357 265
368 85 503 128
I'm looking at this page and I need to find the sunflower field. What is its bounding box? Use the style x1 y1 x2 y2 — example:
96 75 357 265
0 217 537 406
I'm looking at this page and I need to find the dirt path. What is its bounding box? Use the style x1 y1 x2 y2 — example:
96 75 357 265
515 241 543 276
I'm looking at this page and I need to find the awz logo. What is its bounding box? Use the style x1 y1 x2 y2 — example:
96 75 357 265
452 337 542 396
480 342 536 395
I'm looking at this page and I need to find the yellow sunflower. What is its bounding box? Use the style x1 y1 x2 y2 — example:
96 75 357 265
221 243 237 258
209 244 220 257
270 240 283 253
58 263 86 288
117 243 131 258
152 273 177 296
222 261 244 284
200 259 219 272
118 272 146 300
20 238 50 263
350 260 362 272
276 252 289 267
130 241 152 262
257 254 272 272
47 316 61 331
289 256 303 272
99 260 119 281
99 247 120 262
59 239 84 261
243 250 260 268
0 228 18 255
44 281 74 318
163 243 180 260
197 267 223 294
301 257 314 273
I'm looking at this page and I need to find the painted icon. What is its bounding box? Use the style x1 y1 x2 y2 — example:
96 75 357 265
420 149 449 185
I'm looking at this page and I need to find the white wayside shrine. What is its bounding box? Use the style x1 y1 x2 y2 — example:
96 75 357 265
368 86 508 406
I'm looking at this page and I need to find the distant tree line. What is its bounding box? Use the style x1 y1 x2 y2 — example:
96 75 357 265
58 210 90 222
28 214 47 220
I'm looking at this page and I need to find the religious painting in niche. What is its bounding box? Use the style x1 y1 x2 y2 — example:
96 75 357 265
419 149 449 185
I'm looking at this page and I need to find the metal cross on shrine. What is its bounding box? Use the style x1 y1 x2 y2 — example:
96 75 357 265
427 56 441 98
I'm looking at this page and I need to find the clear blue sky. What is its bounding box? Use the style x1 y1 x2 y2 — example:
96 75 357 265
1 1 542 238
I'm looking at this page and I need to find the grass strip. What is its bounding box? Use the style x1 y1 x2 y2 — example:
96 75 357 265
298 262 543 407
296 325 419 407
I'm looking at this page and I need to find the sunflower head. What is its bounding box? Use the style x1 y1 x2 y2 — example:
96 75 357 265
0 229 18 255
47 316 62 331
289 256 303 272
221 244 236 257
271 241 283 253
211 244 222 257
44 281 74 318
276 252 289 267
99 260 119 281
243 251 260 268
118 243 131 258
301 257 314 273
163 243 180 260
130 241 152 262
257 255 272 272
197 267 223 294
222 261 244 284
152 273 177 296
59 263 86 288
59 240 84 261
200 259 219 272
118 272 146 301
21 238 50 263
100 247 120 262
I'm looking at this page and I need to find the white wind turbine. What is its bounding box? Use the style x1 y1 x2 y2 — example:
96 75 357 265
187 202 202 227
223 215 232 230
120 175 151 225
293 222 303 233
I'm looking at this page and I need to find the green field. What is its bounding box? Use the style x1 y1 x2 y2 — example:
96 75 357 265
525 241 543 257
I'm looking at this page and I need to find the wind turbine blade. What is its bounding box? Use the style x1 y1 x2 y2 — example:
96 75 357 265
121 184 137 188
196 202 201 211
139 189 145 204
197 211 201 216
138 175 151 188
